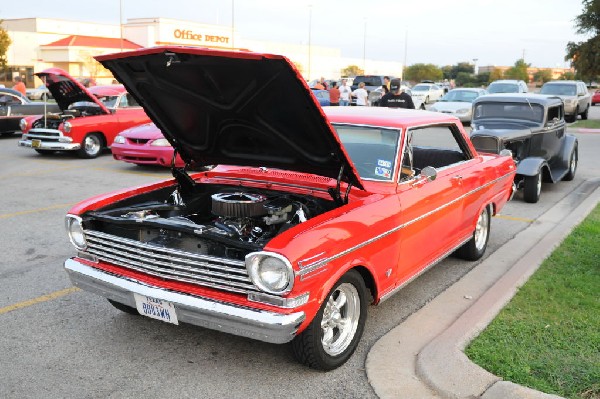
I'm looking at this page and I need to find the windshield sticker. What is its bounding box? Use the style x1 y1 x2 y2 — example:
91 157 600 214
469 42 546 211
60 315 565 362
377 159 392 168
375 167 391 178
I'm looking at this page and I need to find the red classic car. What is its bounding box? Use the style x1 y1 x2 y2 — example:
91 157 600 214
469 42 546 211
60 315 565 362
111 122 185 167
592 89 600 106
64 47 515 370
18 68 150 158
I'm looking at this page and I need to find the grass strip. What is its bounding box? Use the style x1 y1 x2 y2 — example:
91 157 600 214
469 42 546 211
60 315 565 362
571 119 600 129
466 204 600 399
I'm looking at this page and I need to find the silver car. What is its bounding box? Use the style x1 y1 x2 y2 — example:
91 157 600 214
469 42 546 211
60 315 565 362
539 80 591 122
429 88 488 123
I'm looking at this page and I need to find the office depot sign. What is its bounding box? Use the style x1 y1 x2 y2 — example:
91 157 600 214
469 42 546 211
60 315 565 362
173 29 230 45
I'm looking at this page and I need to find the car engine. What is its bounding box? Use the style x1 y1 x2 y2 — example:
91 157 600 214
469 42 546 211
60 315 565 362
86 186 333 261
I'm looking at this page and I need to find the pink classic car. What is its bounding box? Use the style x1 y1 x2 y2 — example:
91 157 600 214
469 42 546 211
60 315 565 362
112 123 184 167
18 68 150 158
64 47 515 370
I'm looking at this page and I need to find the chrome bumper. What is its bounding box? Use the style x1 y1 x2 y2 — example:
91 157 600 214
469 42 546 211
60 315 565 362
18 139 80 151
64 258 305 344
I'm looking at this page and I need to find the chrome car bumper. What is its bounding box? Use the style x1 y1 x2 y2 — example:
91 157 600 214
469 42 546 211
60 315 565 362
19 139 81 151
64 258 306 344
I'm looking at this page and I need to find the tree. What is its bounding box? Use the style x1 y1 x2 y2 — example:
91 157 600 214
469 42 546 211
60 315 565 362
504 59 530 82
489 68 504 82
403 63 443 83
441 62 474 80
560 71 577 80
0 21 11 69
78 50 110 79
565 0 600 81
340 65 364 78
533 69 553 84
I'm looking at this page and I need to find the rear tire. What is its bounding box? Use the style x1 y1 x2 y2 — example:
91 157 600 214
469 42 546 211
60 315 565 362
581 105 589 120
455 205 491 261
563 146 578 181
291 269 368 370
77 133 103 158
523 173 542 203
108 299 139 315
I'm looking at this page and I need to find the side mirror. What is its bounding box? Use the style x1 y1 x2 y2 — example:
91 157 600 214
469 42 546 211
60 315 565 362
421 166 437 181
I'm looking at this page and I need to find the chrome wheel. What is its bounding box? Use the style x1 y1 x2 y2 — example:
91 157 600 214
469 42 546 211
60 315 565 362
474 208 490 251
321 283 360 356
78 133 103 158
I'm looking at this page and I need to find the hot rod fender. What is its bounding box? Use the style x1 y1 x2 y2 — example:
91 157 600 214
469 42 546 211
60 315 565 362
559 134 578 169
516 157 548 177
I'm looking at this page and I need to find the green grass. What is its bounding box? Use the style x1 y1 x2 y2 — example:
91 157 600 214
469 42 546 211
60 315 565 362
571 119 600 129
466 204 600 399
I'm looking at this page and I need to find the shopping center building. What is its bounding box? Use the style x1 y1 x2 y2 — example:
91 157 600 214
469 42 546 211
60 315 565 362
1 17 404 87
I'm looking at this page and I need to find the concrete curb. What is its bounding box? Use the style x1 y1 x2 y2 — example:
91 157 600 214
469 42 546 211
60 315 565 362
367 179 599 399
418 180 600 399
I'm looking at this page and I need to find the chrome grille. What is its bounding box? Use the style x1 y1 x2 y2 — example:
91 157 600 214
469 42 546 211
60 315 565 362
84 230 257 294
471 135 500 154
27 129 62 142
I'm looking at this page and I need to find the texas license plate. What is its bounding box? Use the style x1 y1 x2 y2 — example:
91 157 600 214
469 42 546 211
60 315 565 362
133 293 179 325
31 139 41 148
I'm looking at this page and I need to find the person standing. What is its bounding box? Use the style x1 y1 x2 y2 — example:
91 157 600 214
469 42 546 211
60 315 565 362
329 81 340 106
352 82 369 106
319 77 329 90
339 79 352 106
383 76 391 91
380 79 415 109
12 76 26 96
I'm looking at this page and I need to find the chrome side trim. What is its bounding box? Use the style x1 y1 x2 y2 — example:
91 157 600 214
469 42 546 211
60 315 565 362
65 258 305 344
378 235 472 303
298 171 514 279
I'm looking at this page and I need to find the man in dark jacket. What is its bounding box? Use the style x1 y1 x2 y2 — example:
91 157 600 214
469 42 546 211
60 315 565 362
380 79 415 109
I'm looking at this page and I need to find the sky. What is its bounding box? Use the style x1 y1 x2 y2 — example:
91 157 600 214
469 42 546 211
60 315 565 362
0 0 589 69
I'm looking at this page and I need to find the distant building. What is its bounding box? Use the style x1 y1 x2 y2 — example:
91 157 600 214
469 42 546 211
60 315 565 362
1 17 403 87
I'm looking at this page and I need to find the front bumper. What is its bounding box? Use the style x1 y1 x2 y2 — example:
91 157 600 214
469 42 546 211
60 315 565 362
64 258 305 344
19 139 80 151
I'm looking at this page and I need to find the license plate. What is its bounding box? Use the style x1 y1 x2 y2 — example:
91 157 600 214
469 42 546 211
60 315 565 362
31 139 41 148
133 293 179 325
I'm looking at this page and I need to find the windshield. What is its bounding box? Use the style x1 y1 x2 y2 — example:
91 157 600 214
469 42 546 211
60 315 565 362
488 83 519 93
474 102 544 123
353 76 383 86
540 84 577 96
333 125 400 181
412 85 430 92
96 95 120 108
441 90 479 102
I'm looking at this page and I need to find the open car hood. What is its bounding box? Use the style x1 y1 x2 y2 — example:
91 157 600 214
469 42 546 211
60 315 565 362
96 47 363 189
35 68 110 114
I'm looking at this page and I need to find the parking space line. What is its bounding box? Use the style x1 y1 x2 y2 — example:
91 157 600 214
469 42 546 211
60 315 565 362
494 214 535 223
0 287 80 315
0 203 76 219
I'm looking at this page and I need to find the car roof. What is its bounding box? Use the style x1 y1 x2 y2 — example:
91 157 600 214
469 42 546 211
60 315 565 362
473 93 563 106
0 88 27 98
489 80 523 84
323 106 459 128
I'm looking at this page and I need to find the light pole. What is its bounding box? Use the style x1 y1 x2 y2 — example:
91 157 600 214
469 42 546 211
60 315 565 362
362 18 367 72
119 0 124 52
472 58 478 75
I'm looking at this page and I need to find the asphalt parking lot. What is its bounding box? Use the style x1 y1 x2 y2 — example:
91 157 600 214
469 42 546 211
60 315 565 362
0 115 599 398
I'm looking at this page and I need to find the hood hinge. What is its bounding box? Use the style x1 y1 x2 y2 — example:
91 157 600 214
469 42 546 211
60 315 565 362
328 164 349 205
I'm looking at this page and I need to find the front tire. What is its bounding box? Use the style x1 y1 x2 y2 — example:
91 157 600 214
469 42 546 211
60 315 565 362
455 205 491 261
563 146 578 181
291 270 368 371
77 133 103 158
523 173 542 203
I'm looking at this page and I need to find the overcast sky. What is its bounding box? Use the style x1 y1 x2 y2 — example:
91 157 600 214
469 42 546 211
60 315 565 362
0 0 588 68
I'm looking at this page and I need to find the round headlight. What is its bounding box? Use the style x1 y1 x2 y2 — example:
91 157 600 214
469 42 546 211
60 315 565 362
151 138 172 147
65 215 87 250
19 118 28 131
113 135 126 144
63 121 72 133
246 252 294 294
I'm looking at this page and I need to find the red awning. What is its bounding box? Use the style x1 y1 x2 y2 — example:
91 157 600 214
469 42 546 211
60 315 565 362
42 35 142 50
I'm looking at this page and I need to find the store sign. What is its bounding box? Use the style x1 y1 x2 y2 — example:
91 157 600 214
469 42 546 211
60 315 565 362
173 29 230 44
